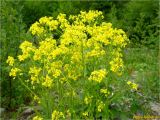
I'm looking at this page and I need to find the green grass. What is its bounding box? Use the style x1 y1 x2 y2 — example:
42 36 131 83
123 48 159 102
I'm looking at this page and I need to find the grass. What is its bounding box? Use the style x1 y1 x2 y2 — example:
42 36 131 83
123 48 159 102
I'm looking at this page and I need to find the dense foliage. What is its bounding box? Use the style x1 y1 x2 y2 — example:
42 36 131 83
1 1 31 109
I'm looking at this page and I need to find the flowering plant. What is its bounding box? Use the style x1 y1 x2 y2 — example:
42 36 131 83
7 11 137 119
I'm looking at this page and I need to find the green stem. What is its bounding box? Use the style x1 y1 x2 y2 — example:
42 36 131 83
19 78 36 96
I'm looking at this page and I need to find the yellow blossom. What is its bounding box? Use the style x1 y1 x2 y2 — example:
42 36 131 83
33 50 41 61
127 81 138 90
33 95 40 104
18 41 35 61
132 83 138 90
39 16 52 24
84 96 93 105
127 81 132 85
19 41 34 51
82 112 88 117
18 55 25 61
86 45 106 58
53 69 61 78
109 57 123 75
52 110 65 120
29 67 41 77
6 56 14 66
30 76 37 84
89 69 107 83
97 101 105 112
29 22 44 36
42 75 53 88
9 68 21 78
32 116 43 120
100 88 110 97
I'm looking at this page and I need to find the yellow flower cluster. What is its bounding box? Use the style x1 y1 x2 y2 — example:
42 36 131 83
52 110 65 120
32 116 43 120
110 57 123 75
84 96 93 105
42 75 53 88
33 95 40 104
29 17 58 36
70 10 103 24
57 13 69 29
82 111 89 117
29 67 41 84
127 81 138 90
29 22 44 36
33 37 57 61
100 88 110 97
97 101 105 112
6 56 14 66
109 50 124 75
9 68 21 79
47 61 62 78
89 69 107 83
29 67 41 76
18 41 35 61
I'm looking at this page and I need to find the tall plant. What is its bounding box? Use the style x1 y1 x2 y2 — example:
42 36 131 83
6 11 139 119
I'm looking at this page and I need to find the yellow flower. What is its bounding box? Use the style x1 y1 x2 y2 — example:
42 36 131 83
52 110 65 120
86 48 105 58
132 83 138 90
97 101 105 112
100 88 110 97
6 56 14 66
127 81 132 85
42 75 53 88
84 96 93 105
29 22 44 36
9 68 21 78
53 69 61 78
78 10 103 23
39 16 52 24
33 50 41 61
82 112 88 117
19 41 34 51
89 69 107 83
48 20 59 31
18 55 25 61
18 41 35 61
30 76 37 84
29 67 41 77
32 116 43 120
109 57 123 75
71 52 82 63
57 13 69 29
33 95 40 104
127 81 138 90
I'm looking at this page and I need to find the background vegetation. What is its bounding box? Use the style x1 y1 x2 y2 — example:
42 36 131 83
0 0 159 119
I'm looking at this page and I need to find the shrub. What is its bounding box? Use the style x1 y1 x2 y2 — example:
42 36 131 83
122 0 159 48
